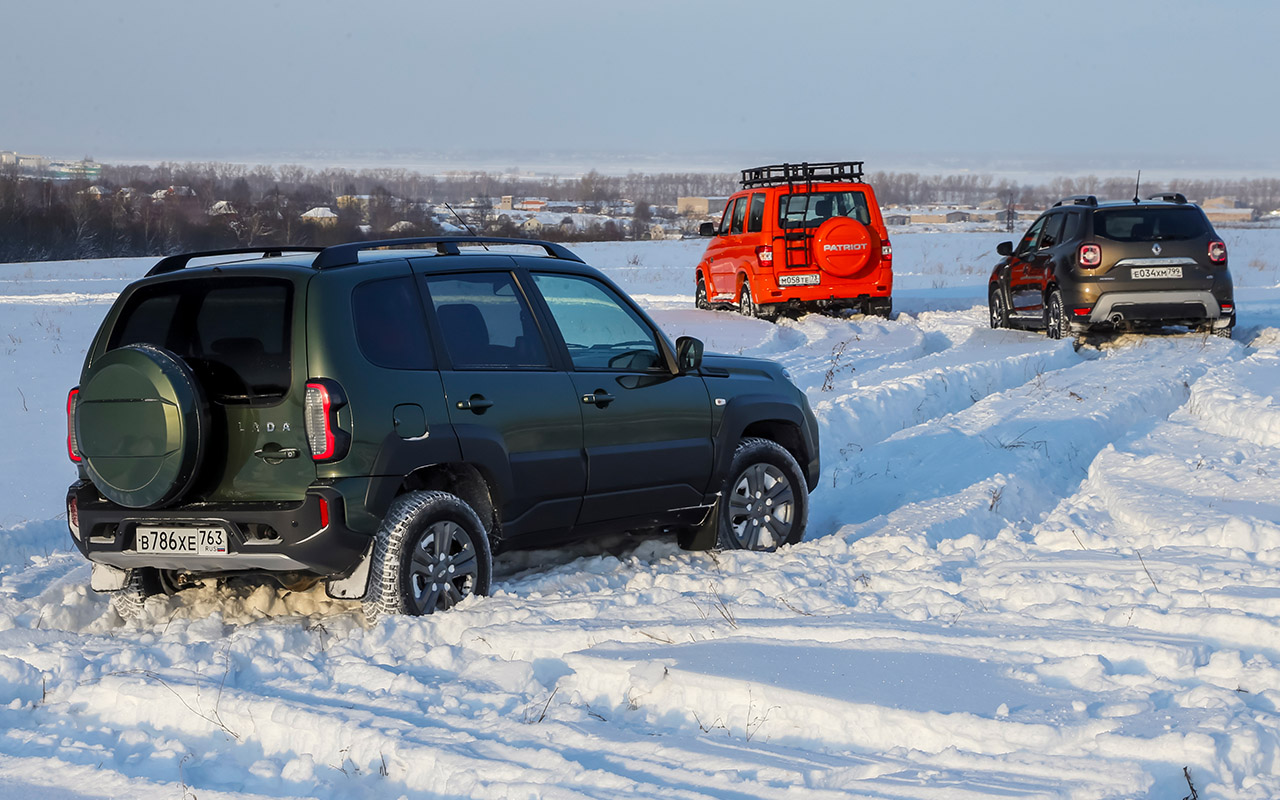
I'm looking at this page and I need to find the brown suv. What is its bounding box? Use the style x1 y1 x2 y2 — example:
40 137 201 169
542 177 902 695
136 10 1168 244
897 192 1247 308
695 162 893 320
988 194 1235 339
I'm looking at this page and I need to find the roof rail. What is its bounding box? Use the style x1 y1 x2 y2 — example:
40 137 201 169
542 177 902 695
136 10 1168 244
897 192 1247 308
1052 195 1098 208
311 236 584 269
1147 192 1188 204
146 246 325 277
741 161 864 189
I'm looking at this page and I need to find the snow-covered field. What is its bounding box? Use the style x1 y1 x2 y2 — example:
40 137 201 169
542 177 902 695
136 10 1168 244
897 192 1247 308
3 230 1280 799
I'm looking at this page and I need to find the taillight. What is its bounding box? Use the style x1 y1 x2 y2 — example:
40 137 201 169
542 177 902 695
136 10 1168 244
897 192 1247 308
1079 244 1101 268
881 241 893 260
67 494 80 540
1073 307 1092 317
305 380 349 462
755 245 774 269
318 496 330 530
66 387 81 463
1209 240 1227 264
1221 303 1234 315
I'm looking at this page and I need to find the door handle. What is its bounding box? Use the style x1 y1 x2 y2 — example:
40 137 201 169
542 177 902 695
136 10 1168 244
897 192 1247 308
254 446 300 464
456 395 494 412
581 390 616 408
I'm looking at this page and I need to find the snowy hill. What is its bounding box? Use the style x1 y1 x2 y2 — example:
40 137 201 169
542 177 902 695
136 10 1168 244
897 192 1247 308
2 230 1280 799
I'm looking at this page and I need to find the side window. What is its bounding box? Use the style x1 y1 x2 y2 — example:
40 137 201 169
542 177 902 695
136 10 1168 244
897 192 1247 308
730 196 748 235
746 192 766 233
352 275 433 370
717 198 740 236
1038 213 1065 249
532 273 664 372
1062 210 1083 243
1017 216 1047 255
422 272 550 370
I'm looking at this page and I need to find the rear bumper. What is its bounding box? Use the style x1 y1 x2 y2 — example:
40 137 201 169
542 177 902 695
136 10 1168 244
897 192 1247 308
1080 290 1231 328
67 480 370 577
762 270 892 303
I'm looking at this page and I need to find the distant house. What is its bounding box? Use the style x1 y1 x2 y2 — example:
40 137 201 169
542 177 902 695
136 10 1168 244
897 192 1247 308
677 196 729 217
388 220 417 234
911 210 969 224
883 213 910 225
208 200 237 217
1203 206 1256 224
301 206 339 226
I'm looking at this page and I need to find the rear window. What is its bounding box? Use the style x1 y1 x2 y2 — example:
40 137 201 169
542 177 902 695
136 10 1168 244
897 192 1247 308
779 190 871 228
1093 207 1209 242
109 277 293 403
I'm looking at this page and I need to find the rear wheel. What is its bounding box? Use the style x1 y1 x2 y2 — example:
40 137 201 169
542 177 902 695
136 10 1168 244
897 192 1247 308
363 491 492 622
717 438 808 552
989 286 1008 328
738 280 777 321
868 298 892 319
110 568 162 621
1045 288 1066 340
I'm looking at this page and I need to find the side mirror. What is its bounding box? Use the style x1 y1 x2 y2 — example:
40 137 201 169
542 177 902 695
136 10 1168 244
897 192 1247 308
675 336 704 373
699 222 716 237
996 241 1014 257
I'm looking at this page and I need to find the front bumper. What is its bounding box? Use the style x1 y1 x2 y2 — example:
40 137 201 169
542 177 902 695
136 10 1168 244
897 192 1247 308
67 480 370 577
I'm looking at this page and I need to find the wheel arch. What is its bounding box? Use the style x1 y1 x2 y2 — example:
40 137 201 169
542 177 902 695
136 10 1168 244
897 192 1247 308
396 462 498 538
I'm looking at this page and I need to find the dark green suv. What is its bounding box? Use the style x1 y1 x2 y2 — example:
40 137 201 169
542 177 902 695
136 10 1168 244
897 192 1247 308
65 237 820 621
988 194 1235 339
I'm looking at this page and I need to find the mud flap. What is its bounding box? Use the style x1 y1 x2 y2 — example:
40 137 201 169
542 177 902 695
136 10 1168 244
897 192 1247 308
90 562 128 592
677 498 721 551
325 542 373 599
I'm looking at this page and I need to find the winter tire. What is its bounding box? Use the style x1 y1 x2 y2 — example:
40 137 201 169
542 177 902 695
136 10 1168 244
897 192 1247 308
1045 288 1066 340
695 274 711 310
110 568 162 621
717 437 808 552
989 287 1008 329
362 491 492 623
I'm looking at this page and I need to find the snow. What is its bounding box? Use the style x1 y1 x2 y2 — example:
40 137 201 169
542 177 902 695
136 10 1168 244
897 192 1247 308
3 231 1280 798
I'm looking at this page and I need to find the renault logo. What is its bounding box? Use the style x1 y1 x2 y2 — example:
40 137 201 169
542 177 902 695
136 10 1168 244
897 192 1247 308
1152 243 1162 256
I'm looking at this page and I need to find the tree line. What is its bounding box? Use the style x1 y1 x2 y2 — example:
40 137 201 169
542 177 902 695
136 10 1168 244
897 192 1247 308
1 161 1276 263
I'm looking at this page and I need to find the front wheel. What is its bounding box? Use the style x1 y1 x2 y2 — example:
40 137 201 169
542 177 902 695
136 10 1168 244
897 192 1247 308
989 287 1008 328
363 491 492 622
695 274 711 310
717 438 808 552
1045 288 1067 340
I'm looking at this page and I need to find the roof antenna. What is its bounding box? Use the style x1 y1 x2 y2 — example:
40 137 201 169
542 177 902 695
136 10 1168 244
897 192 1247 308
445 203 490 250
1132 170 1142 204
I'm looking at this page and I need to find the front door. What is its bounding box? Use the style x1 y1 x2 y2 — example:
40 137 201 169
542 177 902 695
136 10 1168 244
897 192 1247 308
418 266 585 537
1009 214 1048 314
529 271 713 526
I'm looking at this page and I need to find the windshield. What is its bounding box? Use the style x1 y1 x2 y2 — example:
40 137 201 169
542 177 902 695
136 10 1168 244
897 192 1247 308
1093 207 1209 242
778 190 871 228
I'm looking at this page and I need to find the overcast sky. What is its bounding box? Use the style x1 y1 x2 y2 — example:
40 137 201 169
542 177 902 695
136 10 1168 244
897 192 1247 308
3 0 1277 175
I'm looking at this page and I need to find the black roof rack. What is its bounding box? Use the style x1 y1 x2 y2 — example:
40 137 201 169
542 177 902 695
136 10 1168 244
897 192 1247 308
311 236 584 269
1052 195 1098 208
146 246 325 276
741 161 864 189
1147 192 1188 204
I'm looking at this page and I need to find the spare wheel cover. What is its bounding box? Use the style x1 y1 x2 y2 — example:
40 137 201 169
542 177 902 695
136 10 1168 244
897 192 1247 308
77 344 209 509
812 217 874 277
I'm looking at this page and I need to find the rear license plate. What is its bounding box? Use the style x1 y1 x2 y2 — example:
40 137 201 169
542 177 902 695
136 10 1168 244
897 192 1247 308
778 273 820 287
1131 266 1182 279
135 526 228 555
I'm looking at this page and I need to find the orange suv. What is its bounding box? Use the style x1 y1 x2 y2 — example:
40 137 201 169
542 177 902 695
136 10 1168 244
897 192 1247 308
694 162 893 320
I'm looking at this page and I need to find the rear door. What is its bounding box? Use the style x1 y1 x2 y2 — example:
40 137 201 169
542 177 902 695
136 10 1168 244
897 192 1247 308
416 263 586 536
527 270 713 525
107 274 316 502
